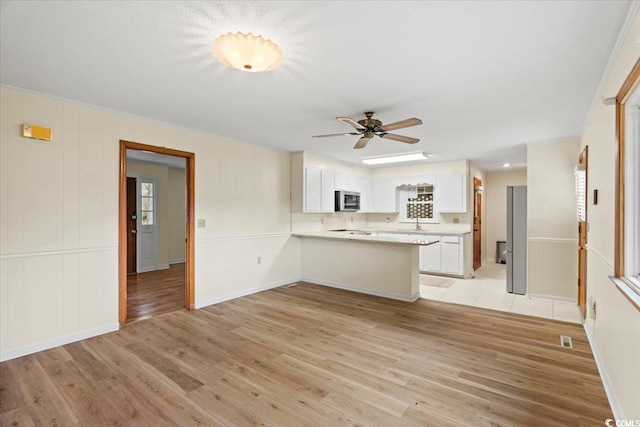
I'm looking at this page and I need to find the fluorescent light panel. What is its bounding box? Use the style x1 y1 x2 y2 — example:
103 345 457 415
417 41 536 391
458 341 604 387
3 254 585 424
362 152 429 165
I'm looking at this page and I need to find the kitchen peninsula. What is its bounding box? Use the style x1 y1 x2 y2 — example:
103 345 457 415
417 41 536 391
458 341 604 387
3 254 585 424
294 230 439 302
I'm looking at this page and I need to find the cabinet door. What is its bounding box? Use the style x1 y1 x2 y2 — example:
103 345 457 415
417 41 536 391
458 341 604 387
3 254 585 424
441 236 461 274
436 174 466 212
304 167 322 212
372 178 398 212
321 169 335 212
334 172 348 191
420 238 441 272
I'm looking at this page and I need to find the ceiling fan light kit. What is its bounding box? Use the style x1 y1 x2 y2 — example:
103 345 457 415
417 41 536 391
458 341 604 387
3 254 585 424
362 152 429 165
213 32 283 72
313 112 423 149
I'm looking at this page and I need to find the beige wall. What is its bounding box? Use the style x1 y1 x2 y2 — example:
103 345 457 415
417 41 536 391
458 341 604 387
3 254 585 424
484 170 527 262
168 168 186 263
0 87 300 360
526 138 579 301
579 8 640 420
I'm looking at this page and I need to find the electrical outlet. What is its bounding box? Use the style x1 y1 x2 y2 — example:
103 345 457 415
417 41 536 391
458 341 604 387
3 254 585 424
257 257 262 264
350 216 354 222
385 217 390 223
320 218 324 224
197 219 206 228
453 218 460 224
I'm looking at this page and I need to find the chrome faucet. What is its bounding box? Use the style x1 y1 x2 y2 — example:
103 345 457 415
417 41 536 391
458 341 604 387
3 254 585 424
415 216 422 231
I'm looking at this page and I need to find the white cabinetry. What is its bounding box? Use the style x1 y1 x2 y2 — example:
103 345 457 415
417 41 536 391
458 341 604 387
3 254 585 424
420 237 441 272
440 236 462 274
420 234 464 276
304 166 334 212
350 175 373 211
436 173 467 212
372 178 399 212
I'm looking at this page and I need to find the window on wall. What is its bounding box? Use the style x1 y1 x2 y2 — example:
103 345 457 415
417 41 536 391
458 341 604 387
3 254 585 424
615 58 640 308
397 184 436 223
141 182 154 225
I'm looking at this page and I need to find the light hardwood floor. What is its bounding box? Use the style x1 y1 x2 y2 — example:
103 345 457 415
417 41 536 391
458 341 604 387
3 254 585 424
127 263 186 322
0 282 612 426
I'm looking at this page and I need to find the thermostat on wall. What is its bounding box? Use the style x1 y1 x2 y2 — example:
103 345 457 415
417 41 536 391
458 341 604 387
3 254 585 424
22 124 52 141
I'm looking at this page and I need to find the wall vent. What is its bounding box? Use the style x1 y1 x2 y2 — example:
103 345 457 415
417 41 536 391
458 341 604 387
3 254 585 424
560 335 573 349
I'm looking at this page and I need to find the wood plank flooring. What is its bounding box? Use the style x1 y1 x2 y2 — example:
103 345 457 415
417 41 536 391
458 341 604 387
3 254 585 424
1 282 612 426
127 263 185 322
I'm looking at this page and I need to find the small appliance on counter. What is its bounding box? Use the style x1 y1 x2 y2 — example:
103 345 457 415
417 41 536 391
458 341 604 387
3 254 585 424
335 191 360 211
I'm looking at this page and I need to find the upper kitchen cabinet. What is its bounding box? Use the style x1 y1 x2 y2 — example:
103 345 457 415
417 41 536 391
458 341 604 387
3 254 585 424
372 178 399 212
436 173 467 213
304 166 335 212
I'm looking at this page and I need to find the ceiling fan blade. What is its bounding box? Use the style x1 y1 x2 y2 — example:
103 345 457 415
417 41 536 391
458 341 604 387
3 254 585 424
312 132 357 138
378 118 423 132
380 133 420 144
354 137 372 149
337 117 367 130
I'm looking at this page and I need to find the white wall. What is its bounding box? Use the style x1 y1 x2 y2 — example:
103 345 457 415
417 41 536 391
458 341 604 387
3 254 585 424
526 138 579 301
0 87 300 360
579 8 640 420
484 170 527 262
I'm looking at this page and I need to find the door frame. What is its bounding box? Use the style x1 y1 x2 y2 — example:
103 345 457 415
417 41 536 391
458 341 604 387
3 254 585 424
473 177 482 270
577 146 588 318
118 140 195 327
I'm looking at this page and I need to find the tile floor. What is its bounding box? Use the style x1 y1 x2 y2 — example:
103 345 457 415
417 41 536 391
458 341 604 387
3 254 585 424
420 262 584 324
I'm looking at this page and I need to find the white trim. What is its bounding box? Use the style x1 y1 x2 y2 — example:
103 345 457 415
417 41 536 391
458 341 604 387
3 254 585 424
301 277 421 302
0 323 119 362
194 278 299 309
528 237 578 243
579 0 640 134
136 264 169 273
610 276 640 309
0 245 117 259
156 264 169 271
169 258 185 264
583 322 626 422
197 232 291 243
527 293 577 304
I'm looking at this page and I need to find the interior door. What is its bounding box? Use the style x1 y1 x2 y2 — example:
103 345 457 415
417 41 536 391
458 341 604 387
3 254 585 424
473 177 482 270
577 147 588 319
126 177 137 274
137 178 158 273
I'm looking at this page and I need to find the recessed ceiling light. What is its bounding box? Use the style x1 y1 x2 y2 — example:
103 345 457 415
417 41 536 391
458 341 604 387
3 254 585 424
213 32 283 72
363 152 429 165
503 163 511 168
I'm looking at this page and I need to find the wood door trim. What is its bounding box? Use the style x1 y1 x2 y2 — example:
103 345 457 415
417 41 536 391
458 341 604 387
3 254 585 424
473 177 482 270
615 57 640 277
118 140 195 327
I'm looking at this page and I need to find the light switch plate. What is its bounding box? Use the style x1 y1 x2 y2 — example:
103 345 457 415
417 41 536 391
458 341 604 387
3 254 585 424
197 219 206 228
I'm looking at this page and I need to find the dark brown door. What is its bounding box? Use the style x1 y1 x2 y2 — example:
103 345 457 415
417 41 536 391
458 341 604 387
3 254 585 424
578 147 588 318
473 177 482 270
126 177 137 274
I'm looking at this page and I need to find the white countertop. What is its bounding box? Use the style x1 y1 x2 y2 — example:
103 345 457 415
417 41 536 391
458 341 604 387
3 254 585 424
292 230 441 246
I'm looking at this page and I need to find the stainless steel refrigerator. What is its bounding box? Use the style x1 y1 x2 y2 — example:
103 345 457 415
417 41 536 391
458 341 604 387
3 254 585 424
506 186 527 295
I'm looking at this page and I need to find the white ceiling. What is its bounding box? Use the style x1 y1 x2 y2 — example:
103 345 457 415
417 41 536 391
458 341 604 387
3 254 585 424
1 1 634 171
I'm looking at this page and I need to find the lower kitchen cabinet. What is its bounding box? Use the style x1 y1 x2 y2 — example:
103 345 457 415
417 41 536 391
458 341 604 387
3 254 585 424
420 235 464 276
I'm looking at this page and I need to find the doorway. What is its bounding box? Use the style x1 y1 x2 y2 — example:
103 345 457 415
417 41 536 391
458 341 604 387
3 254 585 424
577 146 588 319
119 140 195 327
473 177 483 270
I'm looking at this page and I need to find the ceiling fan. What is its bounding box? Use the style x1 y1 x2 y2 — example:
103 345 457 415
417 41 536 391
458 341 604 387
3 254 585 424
312 112 423 149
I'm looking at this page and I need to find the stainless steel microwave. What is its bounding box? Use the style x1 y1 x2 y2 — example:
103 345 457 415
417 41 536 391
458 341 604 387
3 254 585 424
335 191 361 211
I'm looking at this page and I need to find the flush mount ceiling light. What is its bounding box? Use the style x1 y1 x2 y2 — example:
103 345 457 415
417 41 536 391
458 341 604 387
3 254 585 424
362 152 429 165
213 32 283 72
503 163 511 168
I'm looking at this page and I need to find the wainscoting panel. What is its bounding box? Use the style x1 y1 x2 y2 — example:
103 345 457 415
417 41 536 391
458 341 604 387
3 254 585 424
528 237 578 301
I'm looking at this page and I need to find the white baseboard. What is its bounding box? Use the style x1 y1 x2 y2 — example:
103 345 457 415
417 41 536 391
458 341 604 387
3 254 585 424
169 258 185 265
527 293 576 304
137 264 169 273
302 277 420 302
0 323 119 362
583 323 625 421
194 278 299 309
